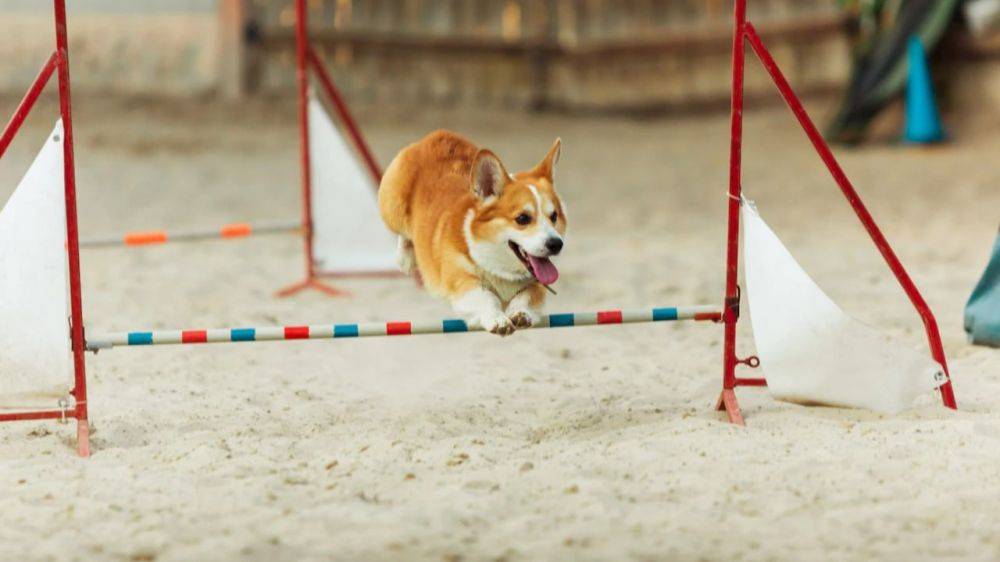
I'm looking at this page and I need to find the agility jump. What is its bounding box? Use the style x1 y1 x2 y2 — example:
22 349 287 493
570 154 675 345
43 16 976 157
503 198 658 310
85 306 723 351
0 0 958 458
76 5 398 297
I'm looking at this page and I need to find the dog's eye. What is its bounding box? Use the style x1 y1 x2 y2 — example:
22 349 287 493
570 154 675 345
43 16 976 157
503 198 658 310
515 213 532 225
549 211 558 223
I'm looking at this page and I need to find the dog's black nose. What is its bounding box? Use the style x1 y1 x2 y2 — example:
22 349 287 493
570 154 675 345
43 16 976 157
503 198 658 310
545 238 564 255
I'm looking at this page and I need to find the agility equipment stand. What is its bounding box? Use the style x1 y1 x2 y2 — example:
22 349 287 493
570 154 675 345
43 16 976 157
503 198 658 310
0 0 957 458
76 0 400 298
715 1 956 423
0 0 90 456
278 0 398 296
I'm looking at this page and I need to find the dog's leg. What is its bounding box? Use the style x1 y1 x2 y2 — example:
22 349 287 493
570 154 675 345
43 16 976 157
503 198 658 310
453 287 515 337
396 236 416 274
506 283 546 329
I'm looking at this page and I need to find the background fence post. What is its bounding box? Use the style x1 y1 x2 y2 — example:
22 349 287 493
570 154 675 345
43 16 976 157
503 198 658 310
218 0 247 99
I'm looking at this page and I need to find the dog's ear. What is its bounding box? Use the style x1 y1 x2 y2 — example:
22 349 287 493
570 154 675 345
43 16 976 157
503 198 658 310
471 149 510 200
531 138 561 180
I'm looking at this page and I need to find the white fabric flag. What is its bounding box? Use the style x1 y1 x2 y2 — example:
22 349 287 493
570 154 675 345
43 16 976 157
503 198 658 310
0 121 73 410
742 198 947 413
308 94 397 274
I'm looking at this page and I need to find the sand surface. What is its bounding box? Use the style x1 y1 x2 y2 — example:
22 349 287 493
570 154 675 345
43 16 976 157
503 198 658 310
0 95 999 561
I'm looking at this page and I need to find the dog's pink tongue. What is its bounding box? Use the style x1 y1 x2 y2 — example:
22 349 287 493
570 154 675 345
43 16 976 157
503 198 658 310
527 255 559 285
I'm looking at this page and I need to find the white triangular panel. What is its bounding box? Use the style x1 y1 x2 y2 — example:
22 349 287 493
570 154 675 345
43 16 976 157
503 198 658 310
0 121 72 410
308 94 397 274
742 198 946 414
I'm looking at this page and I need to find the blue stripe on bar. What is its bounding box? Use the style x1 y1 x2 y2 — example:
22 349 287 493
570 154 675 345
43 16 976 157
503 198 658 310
652 307 678 321
231 328 255 341
334 324 359 338
549 313 575 327
128 332 153 345
442 319 468 333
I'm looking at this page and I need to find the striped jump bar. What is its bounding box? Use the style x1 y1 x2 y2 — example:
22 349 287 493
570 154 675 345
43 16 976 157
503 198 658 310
79 220 301 248
86 305 721 351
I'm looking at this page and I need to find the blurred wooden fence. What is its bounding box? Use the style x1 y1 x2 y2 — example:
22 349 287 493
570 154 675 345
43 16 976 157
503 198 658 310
239 0 849 111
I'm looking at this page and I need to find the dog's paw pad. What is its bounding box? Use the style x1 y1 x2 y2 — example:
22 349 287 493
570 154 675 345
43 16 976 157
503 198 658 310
508 311 535 329
484 315 516 337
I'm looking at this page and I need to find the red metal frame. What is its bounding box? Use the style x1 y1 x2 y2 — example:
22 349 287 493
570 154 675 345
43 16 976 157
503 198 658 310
0 53 58 161
716 0 958 423
276 0 404 297
307 47 382 185
0 0 89 456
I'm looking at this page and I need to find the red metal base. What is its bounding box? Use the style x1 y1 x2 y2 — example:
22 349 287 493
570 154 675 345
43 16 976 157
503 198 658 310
77 419 90 457
278 268 415 296
275 277 349 298
318 269 406 279
940 380 957 409
715 389 745 426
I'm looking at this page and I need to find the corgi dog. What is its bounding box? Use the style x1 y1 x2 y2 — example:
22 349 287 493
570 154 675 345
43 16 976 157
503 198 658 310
378 130 566 336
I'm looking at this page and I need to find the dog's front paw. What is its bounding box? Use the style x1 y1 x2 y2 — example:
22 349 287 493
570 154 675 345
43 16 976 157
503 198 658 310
508 310 538 329
482 313 516 337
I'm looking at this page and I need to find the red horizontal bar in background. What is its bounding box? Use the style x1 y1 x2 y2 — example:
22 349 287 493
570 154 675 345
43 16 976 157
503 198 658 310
220 223 252 238
124 230 168 246
284 326 310 339
597 310 623 324
181 330 208 344
0 409 74 422
386 322 411 335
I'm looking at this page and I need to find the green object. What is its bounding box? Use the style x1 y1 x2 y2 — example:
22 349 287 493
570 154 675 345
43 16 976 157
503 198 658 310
966 229 1000 347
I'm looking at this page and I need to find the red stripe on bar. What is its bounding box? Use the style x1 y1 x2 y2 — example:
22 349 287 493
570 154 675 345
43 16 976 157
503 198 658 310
695 312 723 322
735 378 767 387
181 330 207 344
386 322 411 335
220 223 252 238
597 310 623 324
284 326 310 339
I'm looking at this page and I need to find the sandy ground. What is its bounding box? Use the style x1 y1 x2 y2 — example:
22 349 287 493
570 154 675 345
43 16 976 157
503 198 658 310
0 94 999 562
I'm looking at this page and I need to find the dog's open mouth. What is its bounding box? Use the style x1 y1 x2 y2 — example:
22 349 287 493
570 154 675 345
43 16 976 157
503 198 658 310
509 241 559 285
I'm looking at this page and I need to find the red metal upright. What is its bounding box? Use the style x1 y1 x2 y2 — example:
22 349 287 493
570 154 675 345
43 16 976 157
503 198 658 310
0 0 90 456
276 0 348 297
715 0 957 423
716 0 750 425
55 0 91 456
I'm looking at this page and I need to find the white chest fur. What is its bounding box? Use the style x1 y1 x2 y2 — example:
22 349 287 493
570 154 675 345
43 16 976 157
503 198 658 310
476 269 533 306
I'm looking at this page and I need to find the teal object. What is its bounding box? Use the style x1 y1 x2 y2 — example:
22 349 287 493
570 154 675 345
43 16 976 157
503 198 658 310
904 37 946 143
965 229 1000 347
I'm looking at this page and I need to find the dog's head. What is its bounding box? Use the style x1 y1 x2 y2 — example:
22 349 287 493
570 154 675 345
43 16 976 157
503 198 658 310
464 139 566 285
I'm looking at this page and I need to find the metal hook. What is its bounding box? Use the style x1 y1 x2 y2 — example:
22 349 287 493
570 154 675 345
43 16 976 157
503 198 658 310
57 397 69 424
724 285 742 320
